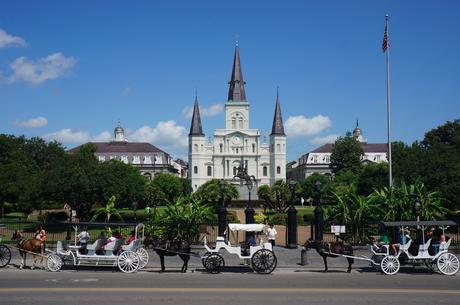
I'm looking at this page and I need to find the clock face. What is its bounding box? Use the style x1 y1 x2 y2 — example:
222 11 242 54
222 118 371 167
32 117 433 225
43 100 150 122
232 135 242 145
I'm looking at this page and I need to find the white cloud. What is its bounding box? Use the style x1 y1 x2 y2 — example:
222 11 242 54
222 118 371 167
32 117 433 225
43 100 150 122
43 129 111 144
14 116 48 128
9 53 76 85
0 29 27 48
129 120 188 150
181 103 224 119
284 115 332 138
310 134 339 145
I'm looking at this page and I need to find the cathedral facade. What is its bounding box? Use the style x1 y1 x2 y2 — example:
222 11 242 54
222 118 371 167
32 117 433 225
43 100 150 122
188 45 286 197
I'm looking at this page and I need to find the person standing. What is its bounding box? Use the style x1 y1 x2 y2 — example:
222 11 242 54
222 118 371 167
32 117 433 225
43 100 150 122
77 227 90 254
267 224 277 247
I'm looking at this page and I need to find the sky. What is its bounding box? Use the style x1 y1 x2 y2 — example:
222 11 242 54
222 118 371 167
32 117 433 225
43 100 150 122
1 1 459 161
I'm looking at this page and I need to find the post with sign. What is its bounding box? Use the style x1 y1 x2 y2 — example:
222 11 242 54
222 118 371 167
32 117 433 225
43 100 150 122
331 225 346 241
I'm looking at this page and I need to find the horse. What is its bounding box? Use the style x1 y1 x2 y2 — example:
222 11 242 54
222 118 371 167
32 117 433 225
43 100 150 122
11 231 44 270
304 239 354 273
143 236 191 273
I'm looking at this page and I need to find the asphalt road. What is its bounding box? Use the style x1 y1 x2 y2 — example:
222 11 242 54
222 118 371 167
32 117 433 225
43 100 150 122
1 263 459 305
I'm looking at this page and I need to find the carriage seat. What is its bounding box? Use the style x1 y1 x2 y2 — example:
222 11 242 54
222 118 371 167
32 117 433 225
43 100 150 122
418 238 432 253
400 239 412 252
122 239 141 251
86 239 104 255
56 240 69 254
439 238 452 251
104 239 125 256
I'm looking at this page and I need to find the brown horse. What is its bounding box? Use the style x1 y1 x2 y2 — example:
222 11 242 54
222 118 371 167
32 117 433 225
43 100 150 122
11 231 44 270
304 239 354 273
143 236 190 273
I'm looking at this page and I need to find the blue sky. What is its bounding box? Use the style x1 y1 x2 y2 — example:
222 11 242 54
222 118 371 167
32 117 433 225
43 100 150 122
1 1 459 161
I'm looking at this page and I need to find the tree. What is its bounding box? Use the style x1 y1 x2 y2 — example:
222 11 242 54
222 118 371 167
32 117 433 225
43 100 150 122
150 173 188 205
329 132 364 174
91 195 123 222
256 180 295 212
192 179 239 206
298 173 332 202
357 163 388 196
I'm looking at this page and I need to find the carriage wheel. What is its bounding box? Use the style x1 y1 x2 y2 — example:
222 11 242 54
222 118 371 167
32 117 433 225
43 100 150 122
437 253 459 276
251 249 277 274
136 248 149 269
47 254 63 272
203 253 224 274
117 250 140 273
380 255 400 275
0 245 11 268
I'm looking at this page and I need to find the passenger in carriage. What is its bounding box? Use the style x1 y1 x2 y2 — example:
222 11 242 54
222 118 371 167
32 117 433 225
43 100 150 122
391 228 410 255
373 229 390 253
126 230 136 245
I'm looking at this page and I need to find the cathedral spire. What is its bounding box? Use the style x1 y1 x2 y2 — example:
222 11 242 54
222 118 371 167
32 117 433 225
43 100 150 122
270 89 285 136
189 95 204 136
227 44 247 102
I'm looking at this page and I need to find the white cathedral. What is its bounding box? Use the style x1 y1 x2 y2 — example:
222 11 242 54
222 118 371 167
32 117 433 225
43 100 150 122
188 45 286 198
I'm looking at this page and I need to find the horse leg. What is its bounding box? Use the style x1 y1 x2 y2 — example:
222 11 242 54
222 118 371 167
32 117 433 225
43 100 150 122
159 254 165 272
180 255 189 273
347 257 353 273
19 252 25 269
322 255 328 272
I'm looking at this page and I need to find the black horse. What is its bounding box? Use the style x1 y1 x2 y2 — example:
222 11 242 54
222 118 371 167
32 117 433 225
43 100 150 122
143 236 191 273
304 239 354 273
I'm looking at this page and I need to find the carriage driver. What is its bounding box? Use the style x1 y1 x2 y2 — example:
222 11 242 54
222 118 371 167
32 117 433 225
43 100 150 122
34 224 46 256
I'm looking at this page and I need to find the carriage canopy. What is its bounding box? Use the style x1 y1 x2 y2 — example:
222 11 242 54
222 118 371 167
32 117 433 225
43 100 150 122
228 223 265 232
382 220 456 227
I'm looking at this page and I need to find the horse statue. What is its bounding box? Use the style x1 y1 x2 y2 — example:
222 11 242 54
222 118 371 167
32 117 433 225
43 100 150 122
304 239 354 273
11 231 44 270
143 236 191 273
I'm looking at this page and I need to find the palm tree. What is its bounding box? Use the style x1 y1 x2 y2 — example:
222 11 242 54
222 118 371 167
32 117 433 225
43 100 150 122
91 195 123 222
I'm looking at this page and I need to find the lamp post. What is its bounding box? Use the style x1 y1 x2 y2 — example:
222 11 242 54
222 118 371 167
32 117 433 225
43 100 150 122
286 180 298 248
132 200 138 222
66 192 75 241
314 181 323 241
244 179 255 241
218 179 227 237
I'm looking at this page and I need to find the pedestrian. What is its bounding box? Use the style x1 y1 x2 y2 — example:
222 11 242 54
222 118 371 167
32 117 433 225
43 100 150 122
267 223 277 247
77 226 90 254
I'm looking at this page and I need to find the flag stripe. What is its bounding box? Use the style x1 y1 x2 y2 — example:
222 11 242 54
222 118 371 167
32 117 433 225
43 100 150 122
382 24 389 53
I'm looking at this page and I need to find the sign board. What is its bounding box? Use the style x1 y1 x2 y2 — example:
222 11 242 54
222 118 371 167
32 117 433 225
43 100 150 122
71 210 77 217
331 225 346 234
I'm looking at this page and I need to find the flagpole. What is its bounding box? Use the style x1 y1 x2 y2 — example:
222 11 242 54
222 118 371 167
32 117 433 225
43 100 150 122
385 14 393 189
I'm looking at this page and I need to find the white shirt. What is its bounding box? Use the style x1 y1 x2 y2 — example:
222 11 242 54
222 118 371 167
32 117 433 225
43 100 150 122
267 227 277 240
77 231 90 243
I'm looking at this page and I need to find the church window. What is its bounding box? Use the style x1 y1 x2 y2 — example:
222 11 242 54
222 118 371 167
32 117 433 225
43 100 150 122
233 167 237 176
239 118 243 129
325 155 330 163
201 144 204 151
277 166 281 174
219 144 223 153
263 166 267 176
121 155 129 164
236 148 239 154
207 166 212 176
232 118 236 129
313 155 318 164
194 166 198 174
277 144 281 152
252 143 255 153
133 156 140 164
144 156 152 164
194 144 198 152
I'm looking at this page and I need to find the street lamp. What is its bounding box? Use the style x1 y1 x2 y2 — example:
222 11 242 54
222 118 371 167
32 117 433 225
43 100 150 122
218 179 227 236
415 198 421 222
132 200 138 222
314 181 323 241
286 180 298 248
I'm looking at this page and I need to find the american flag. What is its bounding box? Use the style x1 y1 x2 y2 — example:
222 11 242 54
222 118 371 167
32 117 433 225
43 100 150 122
382 24 389 53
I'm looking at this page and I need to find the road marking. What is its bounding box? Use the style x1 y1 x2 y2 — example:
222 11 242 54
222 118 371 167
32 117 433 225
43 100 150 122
0 288 459 295
71 279 99 282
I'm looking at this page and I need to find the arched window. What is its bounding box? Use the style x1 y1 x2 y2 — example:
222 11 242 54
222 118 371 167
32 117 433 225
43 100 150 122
263 166 267 176
233 167 237 176
194 166 198 174
239 118 243 129
252 143 255 153
219 143 223 153
232 118 236 129
194 144 198 152
207 166 212 176
277 144 281 152
277 166 281 174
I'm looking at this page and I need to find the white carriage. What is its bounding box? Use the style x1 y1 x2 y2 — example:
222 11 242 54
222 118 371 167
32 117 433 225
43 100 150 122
47 223 149 273
202 223 277 274
368 220 459 275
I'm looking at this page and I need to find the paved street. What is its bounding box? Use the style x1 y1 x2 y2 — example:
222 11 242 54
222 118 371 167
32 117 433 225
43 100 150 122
1 247 459 305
